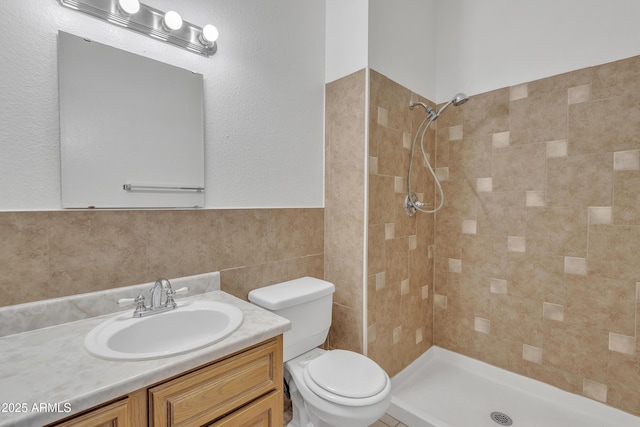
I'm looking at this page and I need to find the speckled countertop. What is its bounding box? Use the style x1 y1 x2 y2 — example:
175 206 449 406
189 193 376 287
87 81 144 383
0 275 290 427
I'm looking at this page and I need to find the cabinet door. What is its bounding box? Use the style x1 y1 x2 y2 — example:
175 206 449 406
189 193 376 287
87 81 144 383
149 337 283 427
208 391 283 427
51 399 129 427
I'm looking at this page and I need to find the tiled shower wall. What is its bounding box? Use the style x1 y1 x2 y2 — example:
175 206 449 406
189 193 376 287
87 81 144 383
0 208 324 307
324 69 436 374
324 69 366 353
433 55 640 416
367 70 435 377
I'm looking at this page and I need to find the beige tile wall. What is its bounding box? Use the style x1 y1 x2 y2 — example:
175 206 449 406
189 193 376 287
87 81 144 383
324 69 366 353
367 70 435 376
433 55 640 416
0 208 324 307
324 69 437 374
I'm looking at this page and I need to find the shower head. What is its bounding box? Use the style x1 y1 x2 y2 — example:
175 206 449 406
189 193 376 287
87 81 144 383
451 92 469 106
436 92 469 117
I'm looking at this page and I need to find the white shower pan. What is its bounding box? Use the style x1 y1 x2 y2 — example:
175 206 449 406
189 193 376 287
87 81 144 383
388 346 639 427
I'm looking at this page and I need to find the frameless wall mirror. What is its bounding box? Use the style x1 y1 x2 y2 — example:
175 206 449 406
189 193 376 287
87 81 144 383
58 31 205 208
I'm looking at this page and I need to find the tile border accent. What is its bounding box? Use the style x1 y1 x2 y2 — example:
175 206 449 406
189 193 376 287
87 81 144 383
448 258 462 273
608 332 636 355
476 177 493 192
474 317 491 334
543 302 564 321
523 344 543 364
490 278 508 294
583 379 607 403
564 257 588 276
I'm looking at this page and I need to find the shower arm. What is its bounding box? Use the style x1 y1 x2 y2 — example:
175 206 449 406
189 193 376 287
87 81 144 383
412 98 454 119
409 101 437 120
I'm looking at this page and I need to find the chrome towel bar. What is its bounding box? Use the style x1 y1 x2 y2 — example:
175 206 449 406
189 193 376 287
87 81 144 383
123 184 204 192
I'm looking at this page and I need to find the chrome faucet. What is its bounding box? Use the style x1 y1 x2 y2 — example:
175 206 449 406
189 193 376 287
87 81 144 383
117 278 188 317
150 278 171 310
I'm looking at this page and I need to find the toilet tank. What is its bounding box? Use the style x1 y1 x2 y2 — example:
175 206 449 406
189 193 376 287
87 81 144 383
248 277 335 362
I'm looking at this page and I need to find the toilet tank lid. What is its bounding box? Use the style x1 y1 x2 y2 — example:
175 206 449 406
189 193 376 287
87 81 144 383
248 277 335 310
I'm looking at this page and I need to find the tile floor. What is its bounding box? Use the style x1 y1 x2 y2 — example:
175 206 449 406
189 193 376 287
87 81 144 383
283 396 407 427
369 413 409 427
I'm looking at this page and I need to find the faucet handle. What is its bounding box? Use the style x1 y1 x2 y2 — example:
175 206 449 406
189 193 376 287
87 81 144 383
118 294 147 316
164 287 188 308
117 294 145 306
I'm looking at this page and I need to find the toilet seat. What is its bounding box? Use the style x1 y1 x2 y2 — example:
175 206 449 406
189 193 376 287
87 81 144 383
302 350 390 407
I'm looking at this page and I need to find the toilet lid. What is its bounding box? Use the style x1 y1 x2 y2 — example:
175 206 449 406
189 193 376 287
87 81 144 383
305 350 388 399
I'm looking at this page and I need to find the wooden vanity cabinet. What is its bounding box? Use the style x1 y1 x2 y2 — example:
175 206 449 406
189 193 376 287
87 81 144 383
48 336 283 427
48 390 146 427
149 337 283 427
50 399 129 427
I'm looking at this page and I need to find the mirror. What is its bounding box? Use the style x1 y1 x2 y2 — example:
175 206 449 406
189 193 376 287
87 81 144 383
58 31 205 208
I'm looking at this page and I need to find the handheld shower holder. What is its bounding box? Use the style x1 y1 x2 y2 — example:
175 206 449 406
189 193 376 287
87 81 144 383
405 193 431 217
405 193 418 217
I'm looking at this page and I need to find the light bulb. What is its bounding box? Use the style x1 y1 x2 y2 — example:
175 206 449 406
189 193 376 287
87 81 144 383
200 24 219 46
163 11 183 31
117 0 140 15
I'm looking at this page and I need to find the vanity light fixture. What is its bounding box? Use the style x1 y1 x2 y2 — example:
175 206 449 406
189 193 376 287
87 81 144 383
117 0 140 16
58 0 218 57
200 24 219 46
162 10 183 31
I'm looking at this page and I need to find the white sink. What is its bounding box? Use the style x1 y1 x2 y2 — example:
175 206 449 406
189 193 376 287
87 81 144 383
84 299 244 361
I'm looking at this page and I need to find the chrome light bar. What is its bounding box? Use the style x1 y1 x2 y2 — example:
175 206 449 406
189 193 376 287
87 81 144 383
58 0 218 57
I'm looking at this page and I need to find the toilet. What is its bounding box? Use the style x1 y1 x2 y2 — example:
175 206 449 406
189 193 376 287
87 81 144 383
248 277 391 427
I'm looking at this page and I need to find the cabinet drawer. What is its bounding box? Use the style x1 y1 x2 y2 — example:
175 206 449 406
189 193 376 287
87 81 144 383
50 399 129 427
149 337 283 427
208 391 283 427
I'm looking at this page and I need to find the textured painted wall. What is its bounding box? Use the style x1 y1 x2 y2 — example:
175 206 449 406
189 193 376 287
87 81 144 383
436 0 640 103
0 0 324 210
369 0 437 102
433 55 640 416
325 0 368 84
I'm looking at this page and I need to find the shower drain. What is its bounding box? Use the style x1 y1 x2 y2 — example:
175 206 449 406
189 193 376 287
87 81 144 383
490 411 513 426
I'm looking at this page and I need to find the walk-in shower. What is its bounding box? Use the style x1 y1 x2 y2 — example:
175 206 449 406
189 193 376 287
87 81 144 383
405 93 468 216
388 346 640 427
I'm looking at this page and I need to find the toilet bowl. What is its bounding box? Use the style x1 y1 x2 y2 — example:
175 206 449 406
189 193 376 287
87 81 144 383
248 277 392 427
285 348 391 427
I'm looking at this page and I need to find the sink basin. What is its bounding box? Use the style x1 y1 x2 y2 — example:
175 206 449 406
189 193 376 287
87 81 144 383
84 300 243 361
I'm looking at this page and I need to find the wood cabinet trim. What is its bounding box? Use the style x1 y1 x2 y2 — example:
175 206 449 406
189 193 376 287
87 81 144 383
49 399 129 427
208 390 283 427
